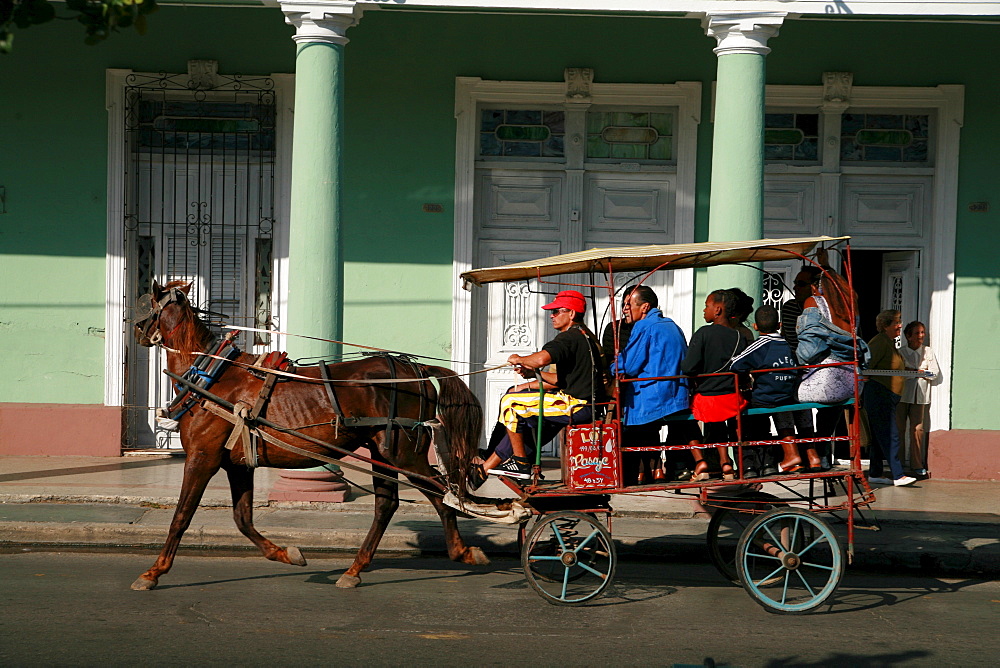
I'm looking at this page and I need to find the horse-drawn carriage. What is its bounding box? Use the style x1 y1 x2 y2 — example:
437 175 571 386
132 235 877 614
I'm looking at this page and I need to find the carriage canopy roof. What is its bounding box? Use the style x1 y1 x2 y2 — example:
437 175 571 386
460 236 850 287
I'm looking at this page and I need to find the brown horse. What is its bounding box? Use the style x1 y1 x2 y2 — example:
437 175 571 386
130 280 487 591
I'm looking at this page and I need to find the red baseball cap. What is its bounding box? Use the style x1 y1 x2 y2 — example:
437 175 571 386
542 290 586 314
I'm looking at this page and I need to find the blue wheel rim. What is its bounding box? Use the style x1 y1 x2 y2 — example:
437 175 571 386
738 510 843 613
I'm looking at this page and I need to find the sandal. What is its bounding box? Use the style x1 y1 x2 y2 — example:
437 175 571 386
721 463 737 481
689 462 711 482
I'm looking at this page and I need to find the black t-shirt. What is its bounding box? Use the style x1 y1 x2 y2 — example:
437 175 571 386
680 324 747 396
600 318 633 372
542 325 607 402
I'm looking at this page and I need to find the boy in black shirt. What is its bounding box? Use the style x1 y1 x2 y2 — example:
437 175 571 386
681 289 747 481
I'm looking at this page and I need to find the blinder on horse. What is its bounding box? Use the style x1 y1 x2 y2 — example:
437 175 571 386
134 287 230 346
133 288 184 345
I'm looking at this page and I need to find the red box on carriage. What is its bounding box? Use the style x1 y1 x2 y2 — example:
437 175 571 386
562 421 621 490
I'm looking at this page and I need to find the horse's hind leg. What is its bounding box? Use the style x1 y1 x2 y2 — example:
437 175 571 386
222 460 307 567
419 486 489 567
336 473 399 589
131 449 221 591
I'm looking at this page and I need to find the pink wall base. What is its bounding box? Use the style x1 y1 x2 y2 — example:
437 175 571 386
269 468 351 503
928 429 1000 481
0 403 121 456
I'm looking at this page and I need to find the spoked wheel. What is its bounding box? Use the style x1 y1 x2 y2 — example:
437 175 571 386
521 511 616 606
736 508 844 614
706 493 780 584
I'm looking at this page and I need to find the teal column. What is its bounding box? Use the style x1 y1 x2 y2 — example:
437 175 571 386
282 3 361 361
704 13 785 302
277 3 361 484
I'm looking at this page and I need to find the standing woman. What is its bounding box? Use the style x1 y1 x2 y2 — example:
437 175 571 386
864 310 917 487
897 321 941 477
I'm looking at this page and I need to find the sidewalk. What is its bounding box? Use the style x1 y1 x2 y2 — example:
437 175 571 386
1 455 997 578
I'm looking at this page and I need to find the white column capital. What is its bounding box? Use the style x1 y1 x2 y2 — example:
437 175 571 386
703 12 786 57
280 1 365 46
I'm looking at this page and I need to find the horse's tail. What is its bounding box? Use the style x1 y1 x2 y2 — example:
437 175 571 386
424 366 483 500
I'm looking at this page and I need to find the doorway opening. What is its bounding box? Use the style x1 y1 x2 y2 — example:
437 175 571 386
850 249 920 343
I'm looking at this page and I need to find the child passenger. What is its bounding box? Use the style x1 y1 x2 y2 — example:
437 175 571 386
681 289 748 481
730 305 820 476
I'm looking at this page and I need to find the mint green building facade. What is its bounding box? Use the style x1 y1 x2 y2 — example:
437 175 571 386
0 2 996 478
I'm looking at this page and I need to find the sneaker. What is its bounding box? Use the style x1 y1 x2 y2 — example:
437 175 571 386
868 476 893 485
893 475 918 487
914 468 929 477
488 458 532 480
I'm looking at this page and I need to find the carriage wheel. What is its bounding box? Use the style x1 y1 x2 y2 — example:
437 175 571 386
735 508 844 614
706 493 780 584
521 511 616 606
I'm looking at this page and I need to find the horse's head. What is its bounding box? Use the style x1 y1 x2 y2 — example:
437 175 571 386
134 281 195 348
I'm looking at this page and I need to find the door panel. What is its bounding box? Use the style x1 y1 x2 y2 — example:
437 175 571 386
477 172 564 238
764 176 821 236
584 172 674 243
841 176 930 238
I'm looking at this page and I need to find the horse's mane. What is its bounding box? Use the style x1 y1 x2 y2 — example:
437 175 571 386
162 281 215 363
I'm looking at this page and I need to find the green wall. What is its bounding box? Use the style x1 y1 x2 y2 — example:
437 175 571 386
1 9 997 432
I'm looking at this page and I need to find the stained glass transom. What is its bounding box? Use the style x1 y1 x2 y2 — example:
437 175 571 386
480 109 565 158
840 113 929 163
764 113 819 162
136 100 276 152
586 111 673 161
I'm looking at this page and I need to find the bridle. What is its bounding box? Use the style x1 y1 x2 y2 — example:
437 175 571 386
136 289 187 347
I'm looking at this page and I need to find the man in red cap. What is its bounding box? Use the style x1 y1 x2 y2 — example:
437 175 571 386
476 289 607 481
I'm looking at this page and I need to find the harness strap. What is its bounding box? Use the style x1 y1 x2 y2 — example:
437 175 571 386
222 371 279 468
318 361 345 438
385 355 398 459
199 400 445 496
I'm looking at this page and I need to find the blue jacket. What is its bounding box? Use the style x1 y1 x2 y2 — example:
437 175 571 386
730 333 798 405
617 308 689 426
796 306 870 367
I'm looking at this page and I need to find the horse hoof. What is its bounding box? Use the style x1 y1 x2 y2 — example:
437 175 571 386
335 574 362 589
285 546 307 567
130 576 157 591
465 546 490 566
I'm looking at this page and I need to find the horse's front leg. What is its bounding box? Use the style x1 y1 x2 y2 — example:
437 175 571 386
336 471 399 588
222 459 307 567
131 448 222 590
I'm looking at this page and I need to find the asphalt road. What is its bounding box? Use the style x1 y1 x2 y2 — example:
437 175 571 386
1 550 997 667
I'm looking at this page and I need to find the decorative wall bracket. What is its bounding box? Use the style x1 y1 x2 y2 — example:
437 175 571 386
187 60 219 90
822 71 853 111
565 67 594 103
